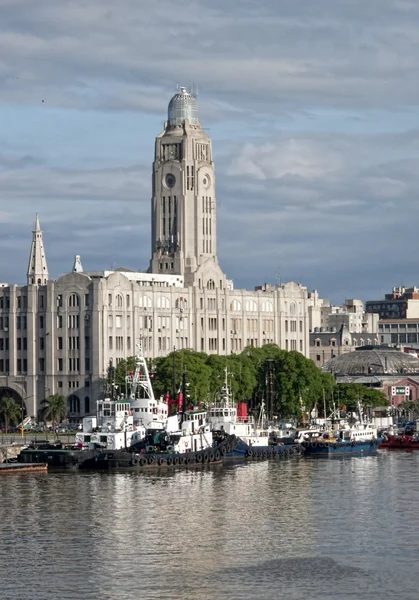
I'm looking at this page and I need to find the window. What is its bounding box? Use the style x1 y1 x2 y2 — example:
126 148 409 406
126 295 130 308
39 358 45 372
69 294 80 308
39 315 44 329
139 296 152 309
230 299 241 312
17 338 21 351
57 358 63 371
57 315 63 329
207 279 215 290
157 296 170 309
108 294 112 307
316 354 321 361
40 337 44 350
57 337 63 350
261 301 273 312
115 315 122 328
175 297 187 310
85 397 90 414
116 294 123 308
109 336 113 350
85 294 89 307
17 296 21 309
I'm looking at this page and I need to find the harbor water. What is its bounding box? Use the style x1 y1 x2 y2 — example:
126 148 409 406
1 452 418 600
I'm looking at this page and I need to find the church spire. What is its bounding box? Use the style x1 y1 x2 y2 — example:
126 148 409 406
27 214 49 285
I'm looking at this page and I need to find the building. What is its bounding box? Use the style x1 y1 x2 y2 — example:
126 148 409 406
308 293 379 367
323 346 419 406
0 87 310 421
310 325 379 367
366 286 419 320
309 293 378 334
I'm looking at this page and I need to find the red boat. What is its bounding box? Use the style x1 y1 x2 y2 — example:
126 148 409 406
379 434 419 449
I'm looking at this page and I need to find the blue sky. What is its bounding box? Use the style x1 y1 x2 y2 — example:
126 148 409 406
2 0 419 303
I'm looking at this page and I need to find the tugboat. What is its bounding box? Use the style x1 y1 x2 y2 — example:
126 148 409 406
379 433 419 450
207 369 302 461
302 404 381 457
79 359 219 471
75 341 167 450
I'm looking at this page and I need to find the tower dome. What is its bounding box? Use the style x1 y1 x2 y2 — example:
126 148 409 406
167 87 199 127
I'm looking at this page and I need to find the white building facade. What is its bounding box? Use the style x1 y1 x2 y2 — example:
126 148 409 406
0 88 310 421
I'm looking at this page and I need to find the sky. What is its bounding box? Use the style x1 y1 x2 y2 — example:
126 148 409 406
1 0 419 303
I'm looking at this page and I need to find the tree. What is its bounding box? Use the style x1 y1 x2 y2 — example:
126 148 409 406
336 384 387 411
0 396 21 433
114 356 137 391
153 349 212 406
41 394 67 426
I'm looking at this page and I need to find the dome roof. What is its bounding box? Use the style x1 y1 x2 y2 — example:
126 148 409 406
168 87 199 127
323 346 419 375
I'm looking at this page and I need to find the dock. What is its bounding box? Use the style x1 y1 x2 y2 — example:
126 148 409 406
0 463 48 474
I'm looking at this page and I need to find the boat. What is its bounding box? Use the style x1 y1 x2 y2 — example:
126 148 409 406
75 341 167 450
302 404 382 457
207 369 302 460
78 352 219 470
379 433 419 450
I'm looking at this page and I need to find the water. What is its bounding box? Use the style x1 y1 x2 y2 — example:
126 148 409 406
0 452 418 600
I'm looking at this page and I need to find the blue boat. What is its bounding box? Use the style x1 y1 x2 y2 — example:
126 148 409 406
302 420 383 457
302 437 381 457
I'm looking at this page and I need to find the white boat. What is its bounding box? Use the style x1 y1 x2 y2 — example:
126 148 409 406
75 341 168 450
207 369 275 447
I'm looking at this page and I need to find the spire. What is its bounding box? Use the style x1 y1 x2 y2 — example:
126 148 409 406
27 214 49 286
72 255 83 273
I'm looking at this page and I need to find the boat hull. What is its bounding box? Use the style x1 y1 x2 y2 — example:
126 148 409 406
380 435 419 450
18 448 100 470
303 439 381 457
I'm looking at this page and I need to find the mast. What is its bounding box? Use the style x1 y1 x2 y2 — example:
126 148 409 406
128 340 156 402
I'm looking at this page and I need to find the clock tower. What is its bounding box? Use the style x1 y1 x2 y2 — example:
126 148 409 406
150 87 218 283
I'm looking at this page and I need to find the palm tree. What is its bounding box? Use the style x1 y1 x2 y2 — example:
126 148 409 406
41 394 67 428
0 396 22 433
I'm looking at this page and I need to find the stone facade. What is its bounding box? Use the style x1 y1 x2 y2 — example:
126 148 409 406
310 326 379 368
0 87 310 421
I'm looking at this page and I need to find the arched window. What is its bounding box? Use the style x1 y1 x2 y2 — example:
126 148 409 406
261 301 273 313
290 302 296 316
175 297 188 310
116 294 123 309
68 293 80 308
207 279 215 290
139 296 152 309
68 394 80 414
230 299 241 312
157 296 170 309
245 300 258 312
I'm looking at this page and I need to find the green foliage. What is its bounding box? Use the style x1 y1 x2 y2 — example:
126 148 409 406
114 356 137 389
336 384 387 409
107 345 389 420
41 394 68 425
0 396 22 432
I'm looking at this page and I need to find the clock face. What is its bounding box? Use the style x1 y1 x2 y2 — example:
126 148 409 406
202 174 211 189
165 173 176 188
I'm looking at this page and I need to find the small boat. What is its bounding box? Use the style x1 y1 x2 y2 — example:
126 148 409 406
379 433 419 450
302 404 381 457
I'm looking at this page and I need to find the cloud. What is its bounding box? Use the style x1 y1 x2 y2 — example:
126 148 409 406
1 0 419 302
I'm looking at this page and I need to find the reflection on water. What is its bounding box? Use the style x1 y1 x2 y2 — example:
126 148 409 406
1 453 419 600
